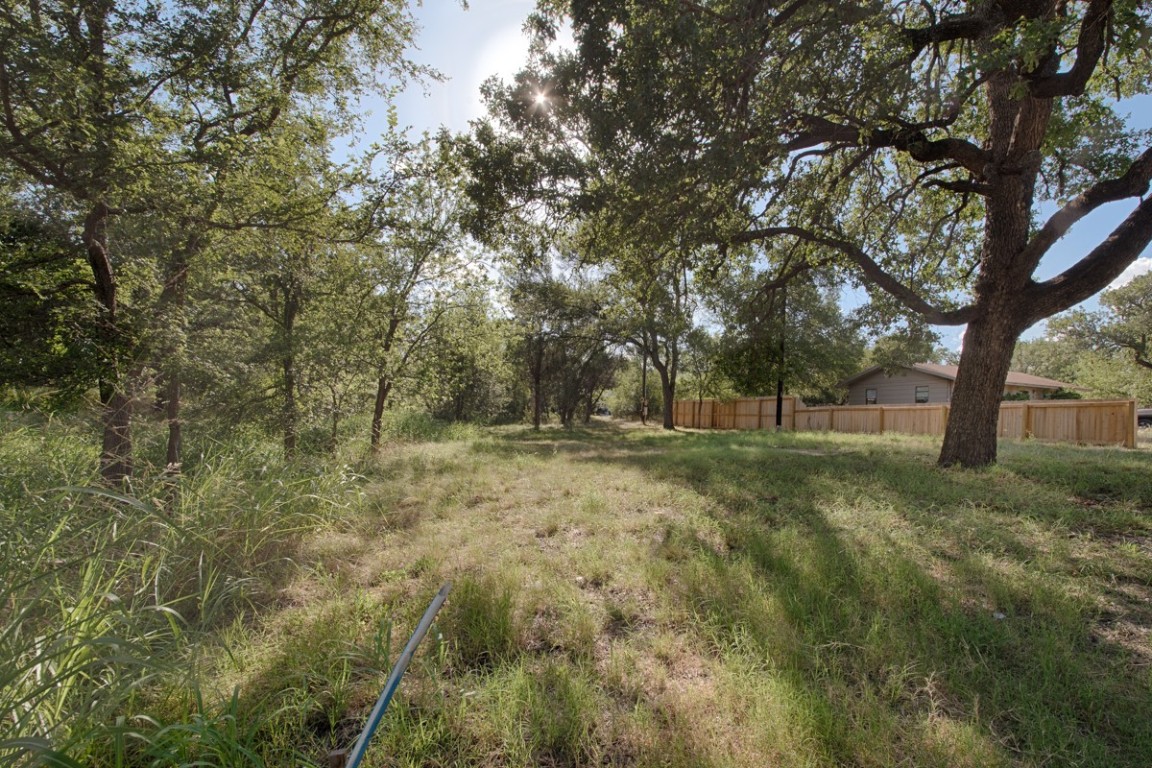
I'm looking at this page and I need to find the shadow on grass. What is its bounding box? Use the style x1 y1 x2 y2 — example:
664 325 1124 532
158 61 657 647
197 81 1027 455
482 425 1152 767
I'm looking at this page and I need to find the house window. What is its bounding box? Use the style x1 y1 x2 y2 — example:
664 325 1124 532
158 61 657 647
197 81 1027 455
915 385 929 403
865 388 877 405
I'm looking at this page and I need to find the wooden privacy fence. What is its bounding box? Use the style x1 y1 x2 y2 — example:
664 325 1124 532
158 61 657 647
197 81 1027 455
674 396 800 431
674 397 1137 448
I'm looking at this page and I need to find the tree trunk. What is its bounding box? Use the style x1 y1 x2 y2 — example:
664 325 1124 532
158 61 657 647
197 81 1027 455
938 313 1022 467
283 354 298 458
281 288 300 459
531 340 544 430
160 246 190 470
165 373 182 469
100 384 133 484
371 376 392 451
83 202 133 484
650 356 677 431
640 353 648 425
937 65 1048 468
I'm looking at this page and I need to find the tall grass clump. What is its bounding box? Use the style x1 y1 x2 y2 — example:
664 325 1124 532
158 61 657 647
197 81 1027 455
439 573 522 672
0 417 372 765
373 410 481 444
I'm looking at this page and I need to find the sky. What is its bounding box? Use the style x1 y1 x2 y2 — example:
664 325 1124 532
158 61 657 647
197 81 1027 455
376 1 1152 351
388 0 541 137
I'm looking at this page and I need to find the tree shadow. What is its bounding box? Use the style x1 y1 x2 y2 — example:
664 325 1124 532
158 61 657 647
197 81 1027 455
519 427 1152 767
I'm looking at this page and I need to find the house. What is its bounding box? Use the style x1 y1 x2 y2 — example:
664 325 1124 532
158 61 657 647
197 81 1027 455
840 363 1074 406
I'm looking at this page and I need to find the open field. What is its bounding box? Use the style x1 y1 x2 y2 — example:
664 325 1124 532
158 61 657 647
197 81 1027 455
3 413 1152 767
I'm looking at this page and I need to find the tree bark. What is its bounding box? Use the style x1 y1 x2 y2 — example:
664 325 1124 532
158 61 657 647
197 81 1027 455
937 65 1047 467
649 354 677 430
370 376 392 451
100 385 134 484
160 245 190 470
165 372 182 469
83 202 133 484
283 354 298 459
281 287 301 459
938 313 1021 467
531 338 544 430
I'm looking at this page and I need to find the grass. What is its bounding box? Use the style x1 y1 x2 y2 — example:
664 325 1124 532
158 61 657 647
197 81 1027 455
2 411 1151 766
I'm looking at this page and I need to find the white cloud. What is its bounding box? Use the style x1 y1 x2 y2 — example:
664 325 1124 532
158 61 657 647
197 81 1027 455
1109 257 1152 289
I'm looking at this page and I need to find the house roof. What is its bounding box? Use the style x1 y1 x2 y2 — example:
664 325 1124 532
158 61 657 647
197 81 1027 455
840 363 1074 390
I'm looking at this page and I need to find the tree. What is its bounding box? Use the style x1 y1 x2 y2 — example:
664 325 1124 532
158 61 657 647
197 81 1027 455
1054 272 1152 372
0 214 102 397
598 246 695 430
527 0 1152 466
1012 337 1086 384
412 287 521 424
0 0 422 481
706 242 866 405
507 260 616 429
680 326 736 404
357 144 476 449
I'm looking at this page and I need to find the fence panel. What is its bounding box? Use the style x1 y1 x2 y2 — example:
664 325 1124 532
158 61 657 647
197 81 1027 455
1028 400 1136 447
732 397 796 429
882 405 949 436
831 406 883 434
795 407 831 431
998 403 1026 439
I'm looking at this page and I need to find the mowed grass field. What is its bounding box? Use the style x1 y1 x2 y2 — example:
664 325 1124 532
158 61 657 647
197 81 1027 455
3 413 1151 767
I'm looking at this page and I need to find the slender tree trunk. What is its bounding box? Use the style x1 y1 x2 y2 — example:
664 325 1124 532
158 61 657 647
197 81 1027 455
160 246 190 470
371 376 393 451
84 202 133 484
165 373 182 468
775 287 786 430
281 290 301 459
532 339 544 430
283 354 298 458
640 352 648 425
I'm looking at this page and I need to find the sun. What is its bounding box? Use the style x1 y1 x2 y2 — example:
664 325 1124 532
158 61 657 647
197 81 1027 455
533 91 549 107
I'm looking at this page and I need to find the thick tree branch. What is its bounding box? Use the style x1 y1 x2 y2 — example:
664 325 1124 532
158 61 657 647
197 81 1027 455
1021 146 1152 269
1028 0 1111 98
903 12 990 56
1025 194 1152 324
927 178 992 195
731 226 975 324
785 115 991 175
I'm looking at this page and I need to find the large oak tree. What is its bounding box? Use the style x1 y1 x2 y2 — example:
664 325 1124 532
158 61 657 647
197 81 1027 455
526 0 1152 466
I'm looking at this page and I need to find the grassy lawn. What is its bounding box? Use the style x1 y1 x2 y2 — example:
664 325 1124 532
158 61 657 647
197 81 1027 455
3 414 1151 766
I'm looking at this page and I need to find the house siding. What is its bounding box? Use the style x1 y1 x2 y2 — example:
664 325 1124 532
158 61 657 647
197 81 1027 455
846 369 953 405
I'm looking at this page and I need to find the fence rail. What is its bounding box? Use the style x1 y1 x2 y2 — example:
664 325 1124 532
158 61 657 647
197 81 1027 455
673 397 1137 448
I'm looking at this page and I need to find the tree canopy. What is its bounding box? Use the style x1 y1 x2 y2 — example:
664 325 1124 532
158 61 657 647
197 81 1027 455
477 0 1152 465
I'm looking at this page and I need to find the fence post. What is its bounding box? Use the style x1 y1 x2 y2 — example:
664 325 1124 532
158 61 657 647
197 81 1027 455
878 407 886 435
1128 400 1138 448
1024 402 1034 439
